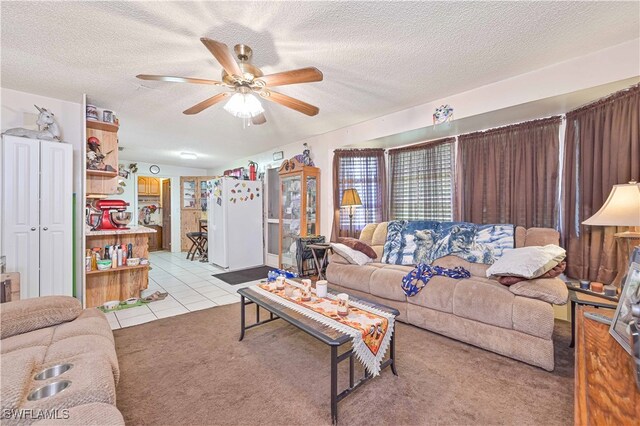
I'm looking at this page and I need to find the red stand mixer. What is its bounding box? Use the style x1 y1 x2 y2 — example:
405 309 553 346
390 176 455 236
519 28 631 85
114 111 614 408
91 200 132 230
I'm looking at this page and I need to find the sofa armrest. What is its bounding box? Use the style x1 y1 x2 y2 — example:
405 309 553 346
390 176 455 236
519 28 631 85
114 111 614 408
329 252 350 265
0 295 82 339
508 277 568 305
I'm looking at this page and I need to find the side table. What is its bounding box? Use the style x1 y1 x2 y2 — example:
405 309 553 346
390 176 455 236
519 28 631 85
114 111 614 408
568 289 617 348
308 243 332 280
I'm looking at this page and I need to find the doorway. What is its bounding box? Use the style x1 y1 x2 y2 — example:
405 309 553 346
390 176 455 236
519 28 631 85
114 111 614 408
137 175 168 252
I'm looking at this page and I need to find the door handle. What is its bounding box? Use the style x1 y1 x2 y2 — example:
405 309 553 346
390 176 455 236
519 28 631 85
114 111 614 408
31 227 36 231
43 227 48 231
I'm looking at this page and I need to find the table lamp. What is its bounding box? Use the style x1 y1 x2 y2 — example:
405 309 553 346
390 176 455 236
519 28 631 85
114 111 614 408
341 188 362 237
582 181 640 287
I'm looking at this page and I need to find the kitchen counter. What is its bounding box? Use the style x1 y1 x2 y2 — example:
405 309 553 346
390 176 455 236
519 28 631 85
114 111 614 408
86 225 157 236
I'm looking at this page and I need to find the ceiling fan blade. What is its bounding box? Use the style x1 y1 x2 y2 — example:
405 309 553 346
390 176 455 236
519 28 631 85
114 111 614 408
261 90 319 116
200 38 243 78
136 74 223 86
183 93 230 115
257 67 323 87
251 113 267 125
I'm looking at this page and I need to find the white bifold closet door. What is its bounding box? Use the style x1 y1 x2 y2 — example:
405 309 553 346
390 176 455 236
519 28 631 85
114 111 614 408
1 135 73 299
39 140 73 296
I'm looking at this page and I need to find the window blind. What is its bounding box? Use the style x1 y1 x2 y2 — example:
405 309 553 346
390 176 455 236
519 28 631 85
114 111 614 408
389 138 455 221
332 149 387 239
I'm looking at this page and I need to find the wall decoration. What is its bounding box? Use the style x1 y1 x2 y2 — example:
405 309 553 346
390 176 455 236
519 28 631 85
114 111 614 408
433 104 454 125
273 151 284 161
149 165 160 174
2 105 62 141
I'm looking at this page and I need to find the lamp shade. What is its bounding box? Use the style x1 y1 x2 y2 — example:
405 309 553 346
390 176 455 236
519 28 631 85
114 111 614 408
582 182 640 226
341 188 362 207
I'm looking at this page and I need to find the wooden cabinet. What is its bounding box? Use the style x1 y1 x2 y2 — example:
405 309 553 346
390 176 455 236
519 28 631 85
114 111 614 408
147 225 163 251
138 177 161 196
575 305 640 424
179 176 214 250
278 158 320 272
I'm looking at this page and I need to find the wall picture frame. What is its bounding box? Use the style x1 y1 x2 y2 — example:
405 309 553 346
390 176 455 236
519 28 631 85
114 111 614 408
610 260 640 355
273 151 284 161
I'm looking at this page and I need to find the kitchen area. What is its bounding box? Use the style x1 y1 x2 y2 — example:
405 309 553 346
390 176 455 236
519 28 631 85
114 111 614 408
137 175 170 252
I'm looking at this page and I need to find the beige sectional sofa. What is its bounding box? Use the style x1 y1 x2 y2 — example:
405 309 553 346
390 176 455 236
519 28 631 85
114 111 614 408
0 296 124 425
327 223 568 371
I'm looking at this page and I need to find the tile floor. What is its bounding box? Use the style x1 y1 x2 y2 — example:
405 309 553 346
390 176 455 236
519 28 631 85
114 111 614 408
105 251 262 330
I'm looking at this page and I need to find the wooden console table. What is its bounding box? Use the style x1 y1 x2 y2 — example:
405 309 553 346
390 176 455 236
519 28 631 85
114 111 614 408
575 305 640 425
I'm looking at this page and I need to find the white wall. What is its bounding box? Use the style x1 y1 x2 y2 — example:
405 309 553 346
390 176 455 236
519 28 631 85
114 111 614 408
210 39 640 240
1 87 84 298
113 160 207 252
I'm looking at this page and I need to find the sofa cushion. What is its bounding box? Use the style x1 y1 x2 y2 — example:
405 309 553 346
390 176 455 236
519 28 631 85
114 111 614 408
369 265 412 302
432 255 490 278
453 277 514 330
1 326 53 354
508 277 569 305
406 275 458 313
52 309 115 345
325 262 375 294
1 346 48 410
0 296 82 339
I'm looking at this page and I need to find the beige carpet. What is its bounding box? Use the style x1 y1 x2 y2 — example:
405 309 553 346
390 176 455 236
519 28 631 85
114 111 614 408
114 303 573 425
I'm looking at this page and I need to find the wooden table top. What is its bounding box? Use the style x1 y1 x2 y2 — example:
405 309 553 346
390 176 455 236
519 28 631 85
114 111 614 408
575 305 640 425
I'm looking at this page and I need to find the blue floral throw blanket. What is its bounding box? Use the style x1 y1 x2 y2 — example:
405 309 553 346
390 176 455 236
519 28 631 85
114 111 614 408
381 220 515 265
401 264 471 296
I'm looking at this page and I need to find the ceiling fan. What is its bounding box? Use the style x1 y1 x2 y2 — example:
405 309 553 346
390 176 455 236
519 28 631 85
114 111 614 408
137 38 323 125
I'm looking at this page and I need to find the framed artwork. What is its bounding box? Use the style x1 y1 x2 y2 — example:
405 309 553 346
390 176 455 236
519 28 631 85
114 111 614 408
610 261 640 355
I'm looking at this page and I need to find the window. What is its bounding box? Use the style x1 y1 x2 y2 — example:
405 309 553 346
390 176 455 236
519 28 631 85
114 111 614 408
331 149 387 239
389 138 455 221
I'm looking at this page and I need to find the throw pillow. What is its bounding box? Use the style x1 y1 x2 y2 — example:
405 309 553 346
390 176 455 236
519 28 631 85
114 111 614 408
485 244 566 280
331 243 373 266
338 237 378 259
498 261 566 286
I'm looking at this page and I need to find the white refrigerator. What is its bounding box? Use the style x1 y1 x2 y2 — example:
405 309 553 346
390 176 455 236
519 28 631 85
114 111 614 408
208 177 264 270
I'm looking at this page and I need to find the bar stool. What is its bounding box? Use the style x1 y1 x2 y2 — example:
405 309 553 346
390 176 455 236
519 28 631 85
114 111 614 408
186 232 207 261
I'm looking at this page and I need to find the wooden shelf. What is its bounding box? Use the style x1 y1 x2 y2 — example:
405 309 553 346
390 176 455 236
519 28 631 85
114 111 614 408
86 193 112 199
87 169 118 178
86 264 148 275
86 120 119 132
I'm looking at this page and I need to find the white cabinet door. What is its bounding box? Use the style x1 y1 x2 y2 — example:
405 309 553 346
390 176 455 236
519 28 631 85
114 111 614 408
1 136 40 299
39 141 73 296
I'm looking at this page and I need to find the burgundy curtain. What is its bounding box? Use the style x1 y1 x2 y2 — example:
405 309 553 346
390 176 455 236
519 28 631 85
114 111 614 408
457 116 562 228
562 84 640 283
331 149 387 241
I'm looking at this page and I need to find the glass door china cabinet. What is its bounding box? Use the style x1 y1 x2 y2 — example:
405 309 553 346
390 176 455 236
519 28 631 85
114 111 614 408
279 158 320 272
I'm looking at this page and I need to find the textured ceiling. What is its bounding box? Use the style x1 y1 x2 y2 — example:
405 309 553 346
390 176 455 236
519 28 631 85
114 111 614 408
2 1 639 168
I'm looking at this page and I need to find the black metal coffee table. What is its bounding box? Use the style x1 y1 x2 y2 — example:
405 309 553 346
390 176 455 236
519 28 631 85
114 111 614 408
237 286 399 424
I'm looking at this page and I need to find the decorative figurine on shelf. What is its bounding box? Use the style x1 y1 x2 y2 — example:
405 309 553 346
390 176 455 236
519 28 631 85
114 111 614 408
2 105 62 141
292 142 314 166
433 104 454 125
86 136 116 171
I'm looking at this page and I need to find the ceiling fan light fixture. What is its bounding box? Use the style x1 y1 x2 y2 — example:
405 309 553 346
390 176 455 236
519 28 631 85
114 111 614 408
223 92 264 119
